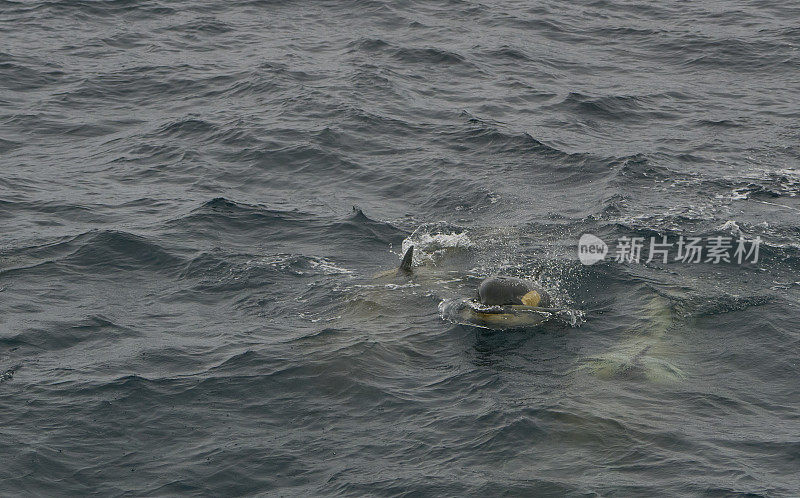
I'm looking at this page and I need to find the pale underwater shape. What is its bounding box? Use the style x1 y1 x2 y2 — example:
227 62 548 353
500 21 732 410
576 294 686 383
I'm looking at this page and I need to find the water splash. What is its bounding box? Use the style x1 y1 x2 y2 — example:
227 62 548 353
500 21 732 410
400 222 472 266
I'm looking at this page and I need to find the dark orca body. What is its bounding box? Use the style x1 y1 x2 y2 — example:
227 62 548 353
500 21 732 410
391 246 561 330
478 276 551 308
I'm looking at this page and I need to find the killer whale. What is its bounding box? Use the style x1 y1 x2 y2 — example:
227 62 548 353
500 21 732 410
391 245 564 330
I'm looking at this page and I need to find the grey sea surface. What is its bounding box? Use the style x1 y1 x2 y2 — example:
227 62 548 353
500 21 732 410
1 0 800 495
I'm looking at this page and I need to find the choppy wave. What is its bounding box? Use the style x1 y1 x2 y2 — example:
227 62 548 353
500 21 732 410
2 0 800 495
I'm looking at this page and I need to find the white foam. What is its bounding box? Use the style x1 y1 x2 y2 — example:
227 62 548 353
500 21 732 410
400 222 472 266
307 257 353 275
718 220 742 235
730 188 749 200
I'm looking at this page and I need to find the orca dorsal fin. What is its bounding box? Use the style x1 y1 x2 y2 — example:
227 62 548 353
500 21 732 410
398 246 414 274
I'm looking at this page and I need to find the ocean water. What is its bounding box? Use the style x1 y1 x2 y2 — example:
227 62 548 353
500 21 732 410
2 0 800 495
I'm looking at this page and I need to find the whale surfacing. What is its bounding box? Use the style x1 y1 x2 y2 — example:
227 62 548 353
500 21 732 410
478 276 551 308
